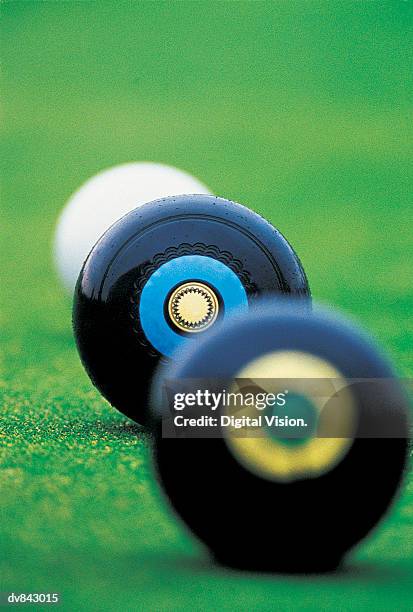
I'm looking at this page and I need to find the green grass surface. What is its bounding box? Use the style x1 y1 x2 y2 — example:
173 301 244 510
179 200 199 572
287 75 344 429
1 1 412 610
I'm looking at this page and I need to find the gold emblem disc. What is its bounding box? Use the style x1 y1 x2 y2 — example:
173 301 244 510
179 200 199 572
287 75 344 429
167 282 219 333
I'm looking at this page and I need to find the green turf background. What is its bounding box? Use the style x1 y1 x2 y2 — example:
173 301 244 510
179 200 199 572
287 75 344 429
1 1 412 610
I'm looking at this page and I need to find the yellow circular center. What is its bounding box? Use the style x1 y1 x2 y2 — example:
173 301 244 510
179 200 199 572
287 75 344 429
224 350 356 482
167 282 219 333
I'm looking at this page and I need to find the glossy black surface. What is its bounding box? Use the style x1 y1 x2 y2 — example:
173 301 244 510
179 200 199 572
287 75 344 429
151 304 409 572
73 195 310 423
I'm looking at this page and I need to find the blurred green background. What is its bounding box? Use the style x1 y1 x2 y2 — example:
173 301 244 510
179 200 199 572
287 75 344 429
1 1 412 610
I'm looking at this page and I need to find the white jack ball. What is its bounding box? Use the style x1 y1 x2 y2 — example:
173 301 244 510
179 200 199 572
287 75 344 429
54 162 211 293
